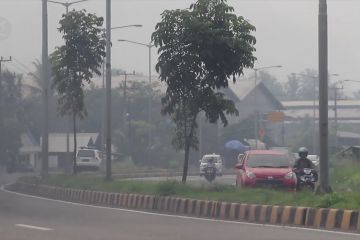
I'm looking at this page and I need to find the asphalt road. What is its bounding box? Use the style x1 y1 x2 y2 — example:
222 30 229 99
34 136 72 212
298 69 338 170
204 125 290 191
0 172 359 240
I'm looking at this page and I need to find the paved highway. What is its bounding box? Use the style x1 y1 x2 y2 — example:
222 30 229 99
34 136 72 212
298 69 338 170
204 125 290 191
1 172 359 240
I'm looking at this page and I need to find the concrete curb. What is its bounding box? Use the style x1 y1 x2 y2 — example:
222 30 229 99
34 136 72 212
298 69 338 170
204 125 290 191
6 182 360 233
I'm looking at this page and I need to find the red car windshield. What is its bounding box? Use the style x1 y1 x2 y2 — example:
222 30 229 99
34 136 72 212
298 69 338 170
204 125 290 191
247 154 290 168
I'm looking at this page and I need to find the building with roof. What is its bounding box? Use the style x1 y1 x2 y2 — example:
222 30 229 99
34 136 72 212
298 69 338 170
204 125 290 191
224 80 284 123
282 100 360 122
198 80 286 154
281 100 360 152
19 131 41 169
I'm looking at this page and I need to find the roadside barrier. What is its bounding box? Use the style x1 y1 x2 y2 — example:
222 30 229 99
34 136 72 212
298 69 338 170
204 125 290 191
5 182 360 233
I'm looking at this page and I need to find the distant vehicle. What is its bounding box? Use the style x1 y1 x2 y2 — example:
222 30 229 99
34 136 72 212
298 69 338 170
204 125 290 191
76 147 102 171
199 154 223 176
235 150 297 190
203 161 217 183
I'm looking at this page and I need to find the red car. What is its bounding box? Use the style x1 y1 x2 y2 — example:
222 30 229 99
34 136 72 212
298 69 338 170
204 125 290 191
235 150 297 189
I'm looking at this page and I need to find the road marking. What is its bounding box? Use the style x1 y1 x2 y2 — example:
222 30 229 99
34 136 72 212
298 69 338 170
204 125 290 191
16 224 53 231
1 184 359 237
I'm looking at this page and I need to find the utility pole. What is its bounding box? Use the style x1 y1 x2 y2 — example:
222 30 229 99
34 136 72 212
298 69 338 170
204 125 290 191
317 0 332 193
117 39 154 158
42 0 49 179
105 0 112 181
118 71 136 121
118 71 136 158
148 46 152 156
254 69 258 150
330 84 343 150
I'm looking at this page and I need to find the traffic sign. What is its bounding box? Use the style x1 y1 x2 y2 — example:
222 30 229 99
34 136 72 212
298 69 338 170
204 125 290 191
267 111 284 123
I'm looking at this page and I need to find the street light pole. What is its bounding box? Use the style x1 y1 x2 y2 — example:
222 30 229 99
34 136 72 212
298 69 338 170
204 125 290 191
317 0 332 193
100 25 142 179
48 0 88 14
105 0 112 181
117 39 155 157
148 44 152 152
41 0 49 179
253 65 282 149
254 68 258 149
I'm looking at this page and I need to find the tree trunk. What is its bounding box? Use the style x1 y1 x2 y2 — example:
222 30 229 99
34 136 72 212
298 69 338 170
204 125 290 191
181 115 198 184
73 113 77 175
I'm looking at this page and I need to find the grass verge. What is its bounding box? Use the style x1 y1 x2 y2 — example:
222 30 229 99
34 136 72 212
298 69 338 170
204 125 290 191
22 173 360 210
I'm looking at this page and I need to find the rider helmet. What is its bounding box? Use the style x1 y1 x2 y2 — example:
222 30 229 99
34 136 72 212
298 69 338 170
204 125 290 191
298 147 309 158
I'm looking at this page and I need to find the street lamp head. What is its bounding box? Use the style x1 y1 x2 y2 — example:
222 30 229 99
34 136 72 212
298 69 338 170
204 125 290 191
254 65 283 71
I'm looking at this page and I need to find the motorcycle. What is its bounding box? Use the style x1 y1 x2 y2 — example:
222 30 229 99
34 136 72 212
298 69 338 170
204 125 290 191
203 163 217 183
295 168 318 191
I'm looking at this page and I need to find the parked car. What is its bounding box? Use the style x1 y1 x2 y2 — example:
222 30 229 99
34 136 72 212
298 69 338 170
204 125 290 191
235 150 297 189
199 153 223 176
76 147 102 171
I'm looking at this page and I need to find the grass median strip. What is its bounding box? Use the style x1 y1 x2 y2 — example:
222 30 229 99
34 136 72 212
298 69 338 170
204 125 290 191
21 174 360 210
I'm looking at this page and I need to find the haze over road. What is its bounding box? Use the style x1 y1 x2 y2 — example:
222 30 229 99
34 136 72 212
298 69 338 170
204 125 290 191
0 173 359 240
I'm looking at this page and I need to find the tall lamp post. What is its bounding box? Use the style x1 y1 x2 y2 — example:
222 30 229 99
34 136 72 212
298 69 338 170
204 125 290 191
317 0 332 193
49 0 88 174
41 0 50 178
117 39 155 158
104 14 142 180
253 65 282 149
105 0 112 181
48 0 88 14
100 25 142 153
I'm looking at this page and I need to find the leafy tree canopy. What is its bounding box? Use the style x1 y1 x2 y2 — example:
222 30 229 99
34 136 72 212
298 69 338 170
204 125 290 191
51 9 106 119
50 9 106 174
152 0 256 182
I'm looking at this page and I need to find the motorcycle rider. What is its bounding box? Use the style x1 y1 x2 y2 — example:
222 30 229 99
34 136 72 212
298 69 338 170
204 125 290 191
294 147 315 170
293 147 316 189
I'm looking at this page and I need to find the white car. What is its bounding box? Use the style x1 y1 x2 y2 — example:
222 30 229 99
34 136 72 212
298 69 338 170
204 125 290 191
199 154 223 176
76 147 102 171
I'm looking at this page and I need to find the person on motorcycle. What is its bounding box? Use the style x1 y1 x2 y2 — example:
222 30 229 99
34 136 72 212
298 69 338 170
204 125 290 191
293 147 316 189
293 147 315 170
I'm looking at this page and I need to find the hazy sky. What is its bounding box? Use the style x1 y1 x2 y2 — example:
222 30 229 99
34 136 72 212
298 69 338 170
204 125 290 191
0 0 359 95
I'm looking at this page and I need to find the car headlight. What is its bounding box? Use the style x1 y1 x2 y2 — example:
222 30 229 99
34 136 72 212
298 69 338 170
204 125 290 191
246 171 256 179
284 171 296 180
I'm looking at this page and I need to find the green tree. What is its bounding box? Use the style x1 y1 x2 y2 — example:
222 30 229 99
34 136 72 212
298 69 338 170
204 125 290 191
51 10 106 174
283 73 300 100
0 70 23 166
152 0 256 183
283 69 318 101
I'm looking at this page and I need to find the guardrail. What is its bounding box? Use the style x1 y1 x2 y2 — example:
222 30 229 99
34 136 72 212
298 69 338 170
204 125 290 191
6 182 360 233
